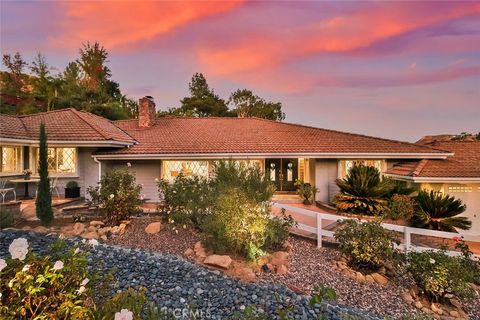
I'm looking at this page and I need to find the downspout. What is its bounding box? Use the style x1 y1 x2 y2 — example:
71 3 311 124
93 156 102 185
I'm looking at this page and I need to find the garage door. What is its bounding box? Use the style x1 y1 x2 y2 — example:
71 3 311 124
447 184 480 236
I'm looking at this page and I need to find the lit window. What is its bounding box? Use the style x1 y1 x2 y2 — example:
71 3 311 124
448 186 473 193
162 161 209 181
33 147 76 174
0 146 22 173
340 160 383 177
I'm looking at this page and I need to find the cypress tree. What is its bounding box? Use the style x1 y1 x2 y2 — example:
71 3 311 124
36 122 53 225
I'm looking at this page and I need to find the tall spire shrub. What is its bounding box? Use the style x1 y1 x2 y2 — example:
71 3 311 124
36 122 53 225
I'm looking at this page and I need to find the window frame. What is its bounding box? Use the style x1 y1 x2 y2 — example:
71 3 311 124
30 146 78 176
0 145 23 174
338 159 385 178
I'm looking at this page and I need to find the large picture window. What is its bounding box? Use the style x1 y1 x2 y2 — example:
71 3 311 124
0 146 22 173
162 161 209 181
33 147 76 174
339 160 384 177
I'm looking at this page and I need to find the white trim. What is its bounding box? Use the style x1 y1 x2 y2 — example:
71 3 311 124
0 138 133 147
93 152 452 160
93 156 102 182
385 173 480 183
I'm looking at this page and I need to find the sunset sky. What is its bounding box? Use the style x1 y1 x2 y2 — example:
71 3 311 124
1 1 479 141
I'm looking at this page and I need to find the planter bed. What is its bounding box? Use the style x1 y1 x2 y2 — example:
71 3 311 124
0 230 382 320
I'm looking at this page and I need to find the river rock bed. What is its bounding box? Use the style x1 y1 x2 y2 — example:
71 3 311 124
0 230 382 320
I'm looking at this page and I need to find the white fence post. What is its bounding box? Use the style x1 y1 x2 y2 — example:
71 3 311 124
404 227 411 253
317 214 322 248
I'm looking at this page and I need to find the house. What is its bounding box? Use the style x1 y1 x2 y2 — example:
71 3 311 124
385 136 480 236
1 96 478 235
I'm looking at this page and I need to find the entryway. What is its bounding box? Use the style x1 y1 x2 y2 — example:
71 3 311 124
265 158 298 191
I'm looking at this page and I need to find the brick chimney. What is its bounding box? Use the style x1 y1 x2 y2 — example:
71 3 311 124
138 96 156 128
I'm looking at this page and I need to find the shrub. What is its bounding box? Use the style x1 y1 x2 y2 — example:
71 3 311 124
157 173 211 226
0 238 92 318
407 249 475 300
334 219 398 270
334 165 392 216
0 206 15 229
412 190 471 232
36 122 53 226
0 237 168 320
66 180 79 189
295 180 318 205
88 169 142 226
201 188 269 260
264 208 297 250
384 194 415 220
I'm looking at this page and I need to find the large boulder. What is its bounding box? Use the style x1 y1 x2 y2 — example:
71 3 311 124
194 241 207 259
371 272 388 285
269 251 289 268
32 226 49 233
145 222 161 234
204 254 232 269
83 231 98 240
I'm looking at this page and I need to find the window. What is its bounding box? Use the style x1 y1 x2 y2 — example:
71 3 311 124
33 147 76 174
0 146 22 173
448 186 473 193
339 160 384 177
162 161 209 181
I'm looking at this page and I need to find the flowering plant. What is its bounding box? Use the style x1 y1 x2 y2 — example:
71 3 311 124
22 169 32 179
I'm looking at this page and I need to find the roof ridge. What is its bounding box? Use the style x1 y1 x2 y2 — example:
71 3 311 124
17 107 77 118
70 109 110 140
249 117 450 154
76 110 136 143
413 159 429 176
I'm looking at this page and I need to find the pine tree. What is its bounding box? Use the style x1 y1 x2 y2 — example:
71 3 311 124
36 123 53 225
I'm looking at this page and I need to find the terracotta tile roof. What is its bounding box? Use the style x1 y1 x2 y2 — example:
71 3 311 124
95 117 448 156
386 141 480 178
0 108 134 144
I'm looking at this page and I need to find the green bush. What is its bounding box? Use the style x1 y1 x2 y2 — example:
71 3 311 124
407 249 475 300
0 237 169 320
334 219 398 270
66 180 79 189
158 173 211 226
87 169 142 226
384 194 415 220
201 188 269 260
295 180 318 205
36 122 53 226
264 209 297 251
0 207 14 229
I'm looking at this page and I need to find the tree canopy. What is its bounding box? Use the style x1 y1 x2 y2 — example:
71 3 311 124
158 73 285 121
1 42 136 120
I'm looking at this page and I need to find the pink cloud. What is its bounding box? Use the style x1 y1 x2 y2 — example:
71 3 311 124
50 1 244 49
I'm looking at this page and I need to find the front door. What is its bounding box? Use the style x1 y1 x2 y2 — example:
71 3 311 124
265 158 298 191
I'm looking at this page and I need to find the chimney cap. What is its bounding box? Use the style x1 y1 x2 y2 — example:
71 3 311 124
143 95 154 102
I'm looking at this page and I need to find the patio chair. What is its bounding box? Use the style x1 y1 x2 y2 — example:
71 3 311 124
0 178 16 203
35 177 61 198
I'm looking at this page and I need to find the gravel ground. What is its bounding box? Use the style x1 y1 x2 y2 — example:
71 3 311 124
259 236 421 320
107 216 200 257
0 230 384 320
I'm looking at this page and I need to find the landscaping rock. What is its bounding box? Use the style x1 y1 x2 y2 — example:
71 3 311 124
87 225 97 233
230 263 256 282
73 222 85 236
145 222 161 234
415 301 423 309
276 264 288 275
32 226 49 233
184 248 194 257
402 292 414 304
194 241 207 259
449 310 459 317
90 220 105 227
204 254 232 269
269 251 289 267
83 231 98 240
371 272 388 285
431 303 443 315
355 272 366 283
365 274 375 284
117 223 127 235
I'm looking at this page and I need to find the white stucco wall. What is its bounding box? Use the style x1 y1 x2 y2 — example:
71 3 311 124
314 159 339 204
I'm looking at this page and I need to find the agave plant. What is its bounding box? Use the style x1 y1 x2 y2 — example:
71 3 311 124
412 190 471 232
334 165 393 216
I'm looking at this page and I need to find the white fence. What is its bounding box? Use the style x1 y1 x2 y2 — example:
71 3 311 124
272 202 480 259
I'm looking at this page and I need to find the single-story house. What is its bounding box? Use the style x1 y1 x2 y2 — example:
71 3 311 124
385 136 480 236
1 96 478 235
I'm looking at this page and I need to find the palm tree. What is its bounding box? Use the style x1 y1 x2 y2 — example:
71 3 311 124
412 190 471 232
334 165 393 216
